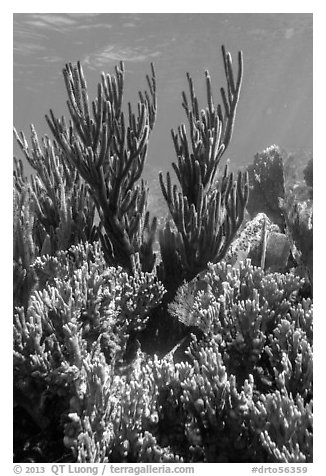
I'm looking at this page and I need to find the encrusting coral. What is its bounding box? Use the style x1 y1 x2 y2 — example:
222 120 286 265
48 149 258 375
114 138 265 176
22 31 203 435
246 145 286 231
246 145 313 288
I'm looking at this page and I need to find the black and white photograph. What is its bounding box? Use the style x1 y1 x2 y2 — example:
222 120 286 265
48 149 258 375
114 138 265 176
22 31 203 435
11 7 316 471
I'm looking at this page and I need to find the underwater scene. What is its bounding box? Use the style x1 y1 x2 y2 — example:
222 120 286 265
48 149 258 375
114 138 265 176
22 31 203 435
13 13 313 464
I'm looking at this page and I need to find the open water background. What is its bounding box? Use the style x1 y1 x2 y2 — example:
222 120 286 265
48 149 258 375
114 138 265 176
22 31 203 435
13 13 313 208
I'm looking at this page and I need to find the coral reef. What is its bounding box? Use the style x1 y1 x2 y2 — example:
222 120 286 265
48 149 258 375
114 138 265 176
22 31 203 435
14 242 165 461
61 268 312 463
169 260 312 388
13 46 313 464
13 251 313 463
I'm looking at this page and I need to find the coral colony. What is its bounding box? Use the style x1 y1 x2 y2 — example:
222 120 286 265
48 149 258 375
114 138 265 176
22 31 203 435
14 46 313 463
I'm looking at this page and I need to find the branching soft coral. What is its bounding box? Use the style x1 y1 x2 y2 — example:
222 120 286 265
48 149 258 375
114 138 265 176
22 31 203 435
13 185 38 310
45 61 157 274
158 46 248 293
14 130 97 256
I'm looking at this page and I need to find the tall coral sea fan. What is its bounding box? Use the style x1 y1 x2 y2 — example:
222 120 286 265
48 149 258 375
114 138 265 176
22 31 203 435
45 60 158 274
158 45 248 291
142 46 249 354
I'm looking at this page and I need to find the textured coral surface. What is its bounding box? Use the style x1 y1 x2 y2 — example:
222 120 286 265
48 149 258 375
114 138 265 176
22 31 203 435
13 48 313 463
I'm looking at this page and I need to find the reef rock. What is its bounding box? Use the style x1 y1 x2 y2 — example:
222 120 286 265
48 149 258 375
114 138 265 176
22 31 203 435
246 145 286 231
225 213 279 267
225 213 290 272
264 231 291 272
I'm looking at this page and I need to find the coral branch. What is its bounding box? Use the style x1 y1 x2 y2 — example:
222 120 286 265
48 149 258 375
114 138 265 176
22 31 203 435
45 61 157 273
158 46 248 291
